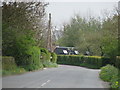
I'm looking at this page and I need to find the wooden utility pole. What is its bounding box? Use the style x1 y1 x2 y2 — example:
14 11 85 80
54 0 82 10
47 13 52 52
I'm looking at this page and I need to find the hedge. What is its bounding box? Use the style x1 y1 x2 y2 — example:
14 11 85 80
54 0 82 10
116 56 120 69
2 56 17 70
2 56 26 76
40 48 58 68
40 48 51 62
23 46 43 71
99 65 119 88
2 47 58 73
51 52 57 63
57 55 110 69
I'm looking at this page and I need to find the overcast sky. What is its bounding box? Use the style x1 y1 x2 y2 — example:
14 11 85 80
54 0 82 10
46 1 118 28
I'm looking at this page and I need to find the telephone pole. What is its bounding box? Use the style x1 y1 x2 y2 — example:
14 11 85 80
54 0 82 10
47 13 52 52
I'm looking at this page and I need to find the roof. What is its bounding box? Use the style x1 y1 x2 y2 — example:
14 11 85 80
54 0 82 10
56 46 75 49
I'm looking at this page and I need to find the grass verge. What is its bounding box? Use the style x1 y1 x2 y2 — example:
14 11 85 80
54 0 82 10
2 67 26 76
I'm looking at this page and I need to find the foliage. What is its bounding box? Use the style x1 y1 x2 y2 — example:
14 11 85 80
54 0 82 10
51 52 57 63
2 56 17 70
4 33 43 71
2 67 26 76
40 48 51 62
58 15 103 56
58 13 118 65
40 48 58 68
99 65 119 88
116 56 120 69
22 46 43 71
2 56 26 76
42 61 58 68
2 2 49 71
2 2 48 48
101 15 118 65
57 55 109 69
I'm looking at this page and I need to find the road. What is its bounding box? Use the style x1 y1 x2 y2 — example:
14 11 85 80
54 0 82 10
2 65 109 88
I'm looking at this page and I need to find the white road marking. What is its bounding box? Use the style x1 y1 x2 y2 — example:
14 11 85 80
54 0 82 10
41 83 47 87
47 80 50 83
36 80 51 88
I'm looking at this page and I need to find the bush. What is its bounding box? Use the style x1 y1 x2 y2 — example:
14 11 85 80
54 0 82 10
15 39 43 71
2 56 17 70
57 55 109 69
2 56 26 76
5 35 43 71
23 46 43 71
42 61 58 68
40 48 58 68
51 52 57 63
40 48 51 62
116 56 120 69
99 64 119 88
3 67 26 76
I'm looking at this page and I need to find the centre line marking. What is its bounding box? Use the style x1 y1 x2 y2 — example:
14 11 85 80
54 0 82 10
47 80 50 82
41 83 46 87
40 80 51 87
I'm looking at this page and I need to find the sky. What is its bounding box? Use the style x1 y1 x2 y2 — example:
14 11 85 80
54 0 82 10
45 1 118 28
1 0 118 28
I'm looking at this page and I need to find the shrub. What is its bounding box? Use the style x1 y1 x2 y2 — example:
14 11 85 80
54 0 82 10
40 48 57 68
23 46 43 71
57 55 109 69
40 48 51 62
99 64 119 88
99 65 117 82
2 56 17 70
42 61 57 68
15 40 43 71
6 35 43 71
116 56 120 69
51 52 57 63
2 67 26 76
2 56 26 76
101 57 111 66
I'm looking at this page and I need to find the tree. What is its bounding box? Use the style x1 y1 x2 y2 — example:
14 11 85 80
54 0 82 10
58 15 103 55
101 14 118 64
2 2 48 70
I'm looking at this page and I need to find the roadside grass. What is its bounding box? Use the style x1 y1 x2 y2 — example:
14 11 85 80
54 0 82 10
2 67 26 76
43 61 58 68
2 63 58 76
99 64 119 88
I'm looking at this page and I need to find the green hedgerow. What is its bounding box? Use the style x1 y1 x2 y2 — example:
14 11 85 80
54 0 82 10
51 52 57 63
57 55 108 69
40 48 51 62
99 64 119 88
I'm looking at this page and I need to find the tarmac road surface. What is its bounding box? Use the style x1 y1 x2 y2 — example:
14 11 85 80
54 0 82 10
2 65 109 88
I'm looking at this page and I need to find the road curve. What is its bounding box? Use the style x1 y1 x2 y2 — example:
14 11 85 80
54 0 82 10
2 65 109 88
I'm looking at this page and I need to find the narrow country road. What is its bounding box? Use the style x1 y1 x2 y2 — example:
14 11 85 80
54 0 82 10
2 65 109 88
